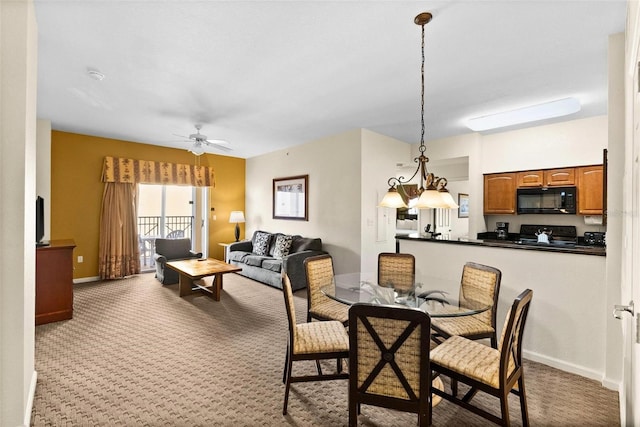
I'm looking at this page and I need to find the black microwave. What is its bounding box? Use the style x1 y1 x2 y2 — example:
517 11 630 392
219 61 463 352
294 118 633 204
516 187 576 214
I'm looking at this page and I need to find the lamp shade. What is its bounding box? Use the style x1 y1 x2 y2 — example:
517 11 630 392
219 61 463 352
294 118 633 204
414 189 446 209
414 189 458 209
379 189 408 208
229 211 245 223
438 190 459 209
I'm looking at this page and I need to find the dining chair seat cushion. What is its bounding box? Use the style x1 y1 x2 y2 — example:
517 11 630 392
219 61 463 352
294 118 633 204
294 321 349 355
430 335 515 389
309 298 349 324
431 315 495 337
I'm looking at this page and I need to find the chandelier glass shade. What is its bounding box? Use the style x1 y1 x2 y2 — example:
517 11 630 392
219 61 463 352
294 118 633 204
379 12 458 210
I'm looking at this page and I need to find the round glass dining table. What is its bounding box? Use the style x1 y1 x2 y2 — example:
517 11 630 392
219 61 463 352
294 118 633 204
321 272 491 318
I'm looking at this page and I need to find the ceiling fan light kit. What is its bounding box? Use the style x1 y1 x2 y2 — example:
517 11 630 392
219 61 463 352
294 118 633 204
176 124 232 155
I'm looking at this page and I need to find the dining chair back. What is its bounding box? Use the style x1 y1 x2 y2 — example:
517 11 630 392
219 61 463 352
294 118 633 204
281 273 349 415
377 252 415 294
430 288 533 427
431 261 502 347
304 254 349 324
348 303 432 427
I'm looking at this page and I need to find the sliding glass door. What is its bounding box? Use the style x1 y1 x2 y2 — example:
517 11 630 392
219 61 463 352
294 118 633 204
137 184 208 272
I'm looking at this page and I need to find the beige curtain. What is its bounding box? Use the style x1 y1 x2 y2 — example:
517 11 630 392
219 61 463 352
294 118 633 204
98 182 140 279
98 156 215 279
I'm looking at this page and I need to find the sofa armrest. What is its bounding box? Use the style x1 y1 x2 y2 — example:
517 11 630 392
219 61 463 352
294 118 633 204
282 250 328 290
228 240 253 253
154 253 168 265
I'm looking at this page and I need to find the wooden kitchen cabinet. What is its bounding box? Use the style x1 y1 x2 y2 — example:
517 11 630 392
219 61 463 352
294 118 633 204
544 168 575 186
516 168 575 187
36 239 75 325
484 173 516 214
517 170 543 187
577 165 604 215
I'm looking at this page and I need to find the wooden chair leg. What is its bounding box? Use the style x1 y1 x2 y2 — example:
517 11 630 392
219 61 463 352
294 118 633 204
518 377 530 427
282 349 289 384
283 355 293 415
315 360 323 375
348 399 358 427
337 357 343 373
451 378 458 397
500 390 511 427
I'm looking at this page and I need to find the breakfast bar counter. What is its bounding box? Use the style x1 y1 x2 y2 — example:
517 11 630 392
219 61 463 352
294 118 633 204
396 234 608 386
396 233 606 256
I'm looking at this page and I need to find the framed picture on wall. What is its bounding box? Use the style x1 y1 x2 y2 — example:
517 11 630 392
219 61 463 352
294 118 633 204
458 193 469 218
273 175 309 221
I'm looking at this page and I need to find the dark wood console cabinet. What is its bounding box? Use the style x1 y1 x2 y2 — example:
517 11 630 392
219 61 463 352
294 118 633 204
36 239 75 325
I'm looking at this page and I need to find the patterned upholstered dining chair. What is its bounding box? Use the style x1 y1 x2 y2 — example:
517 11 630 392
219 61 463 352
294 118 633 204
280 273 349 415
378 252 415 295
430 289 533 427
348 303 433 427
431 262 502 348
304 254 349 325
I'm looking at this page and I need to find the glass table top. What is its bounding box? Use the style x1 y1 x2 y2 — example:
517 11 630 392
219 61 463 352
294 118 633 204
321 272 491 318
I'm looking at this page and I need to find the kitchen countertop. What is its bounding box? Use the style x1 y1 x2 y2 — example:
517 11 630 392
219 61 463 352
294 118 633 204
395 233 606 256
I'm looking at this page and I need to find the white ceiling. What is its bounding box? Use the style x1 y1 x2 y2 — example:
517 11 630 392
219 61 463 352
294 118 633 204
34 1 627 159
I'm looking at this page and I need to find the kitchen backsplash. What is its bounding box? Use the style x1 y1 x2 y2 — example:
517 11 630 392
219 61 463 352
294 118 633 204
483 214 606 236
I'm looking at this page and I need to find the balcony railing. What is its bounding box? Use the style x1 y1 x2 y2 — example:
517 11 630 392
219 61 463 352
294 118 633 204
138 215 194 238
138 216 194 270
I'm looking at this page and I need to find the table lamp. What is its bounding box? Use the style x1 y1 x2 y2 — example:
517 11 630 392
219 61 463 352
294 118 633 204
229 211 245 242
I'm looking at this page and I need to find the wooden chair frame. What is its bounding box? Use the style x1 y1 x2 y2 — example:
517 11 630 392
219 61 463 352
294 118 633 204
431 289 533 427
304 254 349 325
377 252 416 294
281 273 349 415
431 261 502 347
348 303 432 427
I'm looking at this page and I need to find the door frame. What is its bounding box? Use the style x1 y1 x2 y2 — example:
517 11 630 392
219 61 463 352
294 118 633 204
620 4 640 424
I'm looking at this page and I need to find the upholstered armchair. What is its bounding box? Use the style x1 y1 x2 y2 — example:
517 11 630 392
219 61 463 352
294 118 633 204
153 238 202 285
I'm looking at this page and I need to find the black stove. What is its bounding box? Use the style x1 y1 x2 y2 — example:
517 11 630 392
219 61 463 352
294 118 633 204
514 224 577 248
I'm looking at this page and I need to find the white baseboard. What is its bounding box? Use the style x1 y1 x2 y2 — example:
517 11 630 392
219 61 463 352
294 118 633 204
23 370 37 427
523 349 617 390
73 276 100 284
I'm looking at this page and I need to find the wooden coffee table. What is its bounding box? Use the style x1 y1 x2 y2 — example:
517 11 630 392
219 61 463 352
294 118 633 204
166 258 242 301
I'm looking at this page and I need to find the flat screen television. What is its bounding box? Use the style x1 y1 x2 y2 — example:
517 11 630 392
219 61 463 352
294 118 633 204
36 196 49 247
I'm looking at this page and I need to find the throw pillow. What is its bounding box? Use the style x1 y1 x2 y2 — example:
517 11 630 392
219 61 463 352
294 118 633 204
253 231 272 256
272 235 293 259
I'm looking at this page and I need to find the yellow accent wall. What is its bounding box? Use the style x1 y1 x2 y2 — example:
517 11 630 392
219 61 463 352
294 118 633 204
51 131 245 279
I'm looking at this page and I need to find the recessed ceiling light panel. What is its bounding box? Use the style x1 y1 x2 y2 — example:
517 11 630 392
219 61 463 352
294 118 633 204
465 97 581 132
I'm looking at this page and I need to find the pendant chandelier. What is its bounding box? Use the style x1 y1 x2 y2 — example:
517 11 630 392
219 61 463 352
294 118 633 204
379 12 458 210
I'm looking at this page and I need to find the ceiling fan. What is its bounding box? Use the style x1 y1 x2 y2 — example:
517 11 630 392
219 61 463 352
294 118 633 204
173 124 231 156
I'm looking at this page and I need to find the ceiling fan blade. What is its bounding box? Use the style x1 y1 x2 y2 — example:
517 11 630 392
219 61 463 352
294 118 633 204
203 139 232 151
172 133 190 139
204 138 229 146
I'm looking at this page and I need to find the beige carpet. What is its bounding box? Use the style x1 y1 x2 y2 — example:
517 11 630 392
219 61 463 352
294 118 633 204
32 273 620 426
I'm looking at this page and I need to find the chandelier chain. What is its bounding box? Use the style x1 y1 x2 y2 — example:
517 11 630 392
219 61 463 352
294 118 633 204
420 22 425 153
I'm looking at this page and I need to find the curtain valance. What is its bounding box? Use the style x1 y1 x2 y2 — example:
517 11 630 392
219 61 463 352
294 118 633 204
102 156 215 187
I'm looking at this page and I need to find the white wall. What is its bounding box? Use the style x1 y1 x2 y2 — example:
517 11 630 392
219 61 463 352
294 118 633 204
36 119 52 241
480 115 608 173
246 129 363 274
246 128 410 275
360 129 410 273
0 0 38 425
